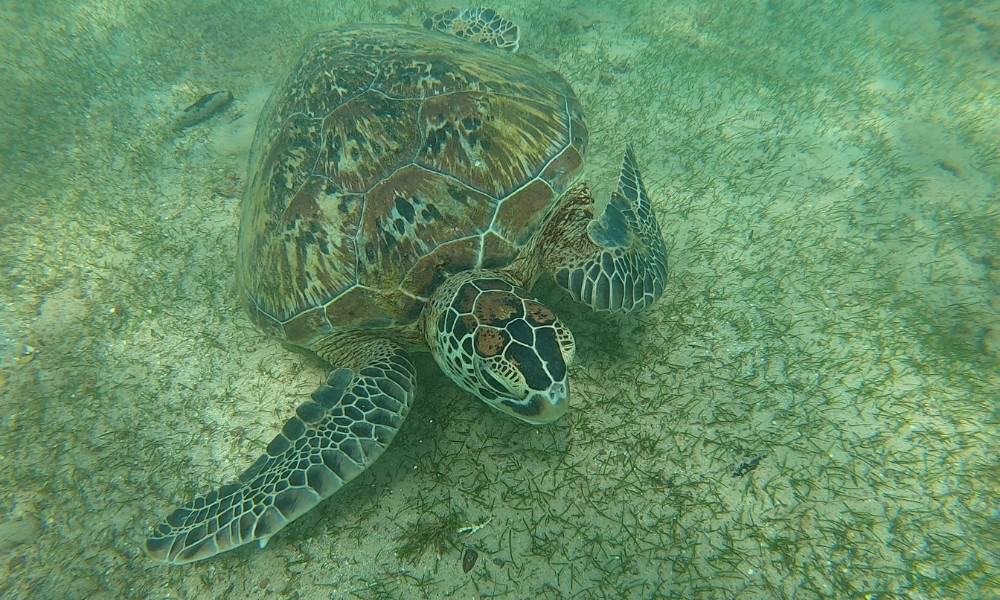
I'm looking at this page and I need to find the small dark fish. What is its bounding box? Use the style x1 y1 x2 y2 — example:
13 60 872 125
462 547 478 573
934 159 962 177
732 455 763 478
175 90 233 129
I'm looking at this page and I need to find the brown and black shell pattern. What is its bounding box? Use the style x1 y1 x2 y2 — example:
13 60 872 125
237 24 588 347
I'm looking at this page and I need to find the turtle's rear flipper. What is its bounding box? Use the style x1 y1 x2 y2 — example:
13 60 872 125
424 7 520 52
546 146 668 313
145 342 415 564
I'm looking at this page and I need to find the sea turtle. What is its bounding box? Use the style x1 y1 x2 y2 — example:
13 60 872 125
146 7 668 564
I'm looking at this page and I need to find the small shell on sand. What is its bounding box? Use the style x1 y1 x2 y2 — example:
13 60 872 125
175 90 234 128
462 547 478 573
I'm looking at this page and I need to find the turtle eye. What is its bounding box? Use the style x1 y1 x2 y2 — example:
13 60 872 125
472 352 568 424
474 355 523 398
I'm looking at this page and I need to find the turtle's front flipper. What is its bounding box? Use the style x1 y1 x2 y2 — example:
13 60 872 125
543 146 668 313
145 340 415 564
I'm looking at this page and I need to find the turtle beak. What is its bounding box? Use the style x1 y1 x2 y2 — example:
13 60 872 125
510 380 569 425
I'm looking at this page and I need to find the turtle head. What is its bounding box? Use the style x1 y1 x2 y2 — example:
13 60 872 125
426 273 576 424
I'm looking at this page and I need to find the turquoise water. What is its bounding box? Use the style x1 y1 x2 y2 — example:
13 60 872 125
0 1 996 598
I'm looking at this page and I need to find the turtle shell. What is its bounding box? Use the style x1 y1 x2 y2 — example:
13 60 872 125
238 24 588 346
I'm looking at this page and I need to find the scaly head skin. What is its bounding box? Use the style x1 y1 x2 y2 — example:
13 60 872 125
425 271 575 424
